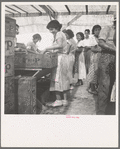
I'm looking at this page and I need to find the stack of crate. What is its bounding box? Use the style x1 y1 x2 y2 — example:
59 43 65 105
5 17 16 114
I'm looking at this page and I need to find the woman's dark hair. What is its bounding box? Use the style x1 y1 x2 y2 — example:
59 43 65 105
65 29 74 38
76 32 84 40
62 29 67 33
85 29 90 34
46 20 62 31
33 34 41 40
92 25 101 34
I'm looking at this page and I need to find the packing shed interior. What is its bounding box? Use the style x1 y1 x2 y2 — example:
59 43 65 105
5 3 117 49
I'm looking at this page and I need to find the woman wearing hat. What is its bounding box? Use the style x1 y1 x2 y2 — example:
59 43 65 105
42 20 70 107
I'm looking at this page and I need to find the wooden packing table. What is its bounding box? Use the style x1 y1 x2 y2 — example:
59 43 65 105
15 68 52 81
14 51 58 80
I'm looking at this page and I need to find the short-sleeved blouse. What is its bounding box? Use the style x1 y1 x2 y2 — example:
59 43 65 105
99 26 115 48
53 31 68 54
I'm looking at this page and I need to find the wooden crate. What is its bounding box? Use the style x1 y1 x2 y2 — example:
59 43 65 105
15 52 58 69
15 76 37 114
5 55 14 77
5 17 16 37
5 37 15 56
5 76 15 114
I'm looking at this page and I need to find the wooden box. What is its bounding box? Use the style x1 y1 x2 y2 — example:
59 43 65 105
15 76 37 114
15 52 58 69
5 17 16 37
5 76 15 114
5 37 15 55
5 55 14 77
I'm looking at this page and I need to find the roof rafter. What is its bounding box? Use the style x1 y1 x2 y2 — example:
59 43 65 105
13 5 29 15
31 5 42 15
5 5 21 14
47 5 58 19
85 5 88 14
65 5 71 15
47 5 56 14
39 5 57 19
106 5 111 14
67 12 83 26
5 10 14 14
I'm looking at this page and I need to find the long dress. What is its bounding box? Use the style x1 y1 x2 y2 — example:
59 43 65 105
86 36 101 85
50 31 70 92
67 38 76 84
77 40 86 80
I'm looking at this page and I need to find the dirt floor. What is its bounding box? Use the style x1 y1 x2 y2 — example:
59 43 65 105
41 80 97 115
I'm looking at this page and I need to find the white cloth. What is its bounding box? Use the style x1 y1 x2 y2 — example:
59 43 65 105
68 53 75 84
77 40 86 80
82 35 97 47
110 81 116 102
78 52 86 79
50 32 70 92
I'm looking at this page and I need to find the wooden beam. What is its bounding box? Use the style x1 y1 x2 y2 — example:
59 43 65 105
5 5 21 14
47 5 58 19
86 5 88 15
106 5 111 14
31 5 42 15
5 12 45 17
65 5 71 15
67 12 83 26
5 10 14 15
59 11 115 15
39 5 56 19
47 5 56 14
5 11 115 18
13 5 29 15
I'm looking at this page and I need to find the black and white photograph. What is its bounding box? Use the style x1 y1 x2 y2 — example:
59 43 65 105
1 1 119 148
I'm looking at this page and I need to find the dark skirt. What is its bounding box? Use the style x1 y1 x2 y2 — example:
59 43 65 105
84 50 91 74
73 51 81 74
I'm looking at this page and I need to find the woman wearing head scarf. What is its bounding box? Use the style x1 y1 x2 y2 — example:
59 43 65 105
64 29 77 89
42 20 70 107
86 25 102 94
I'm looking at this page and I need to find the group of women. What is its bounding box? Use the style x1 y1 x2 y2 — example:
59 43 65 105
41 19 116 115
40 19 103 108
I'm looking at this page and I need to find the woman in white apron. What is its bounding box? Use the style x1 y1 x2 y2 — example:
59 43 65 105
42 20 70 107
75 32 86 86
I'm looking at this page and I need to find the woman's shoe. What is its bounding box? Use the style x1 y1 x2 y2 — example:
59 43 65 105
52 100 63 107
